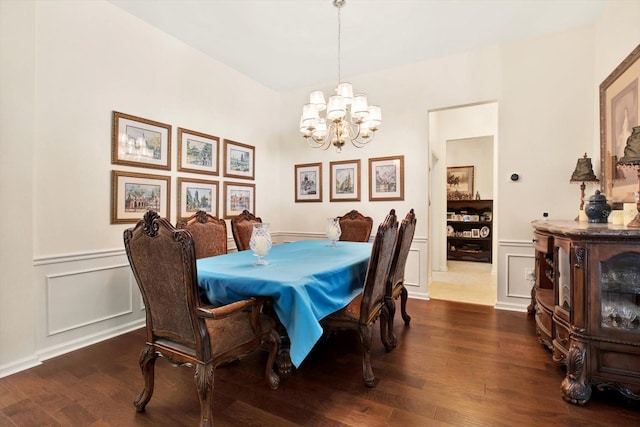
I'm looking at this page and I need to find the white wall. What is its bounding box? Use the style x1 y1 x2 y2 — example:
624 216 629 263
1 0 639 377
1 0 283 376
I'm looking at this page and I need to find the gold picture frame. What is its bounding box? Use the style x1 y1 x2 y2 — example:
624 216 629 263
223 181 255 219
599 43 640 202
294 162 322 202
176 177 219 222
447 165 474 200
368 155 404 201
111 170 170 224
330 159 361 202
111 111 171 170
177 128 219 175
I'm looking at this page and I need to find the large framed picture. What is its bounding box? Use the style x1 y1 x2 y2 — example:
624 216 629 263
447 165 474 200
600 43 640 203
111 170 170 224
223 139 255 180
369 155 404 201
111 111 171 170
177 177 219 221
177 128 219 175
223 181 255 219
330 159 360 202
295 162 322 202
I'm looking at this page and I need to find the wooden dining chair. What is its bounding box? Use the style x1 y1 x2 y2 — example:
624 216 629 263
231 209 262 251
338 210 373 242
124 211 279 427
381 208 417 351
320 209 398 387
176 210 227 259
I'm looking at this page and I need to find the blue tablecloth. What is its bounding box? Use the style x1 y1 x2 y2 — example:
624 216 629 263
197 240 371 367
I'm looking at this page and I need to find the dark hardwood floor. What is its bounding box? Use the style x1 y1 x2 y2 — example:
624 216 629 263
1 299 638 426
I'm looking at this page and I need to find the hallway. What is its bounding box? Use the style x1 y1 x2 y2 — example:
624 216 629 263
430 260 496 306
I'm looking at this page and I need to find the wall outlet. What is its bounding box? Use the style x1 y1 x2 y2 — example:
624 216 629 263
525 268 535 281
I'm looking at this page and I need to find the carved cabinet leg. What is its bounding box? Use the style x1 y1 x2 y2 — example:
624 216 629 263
195 362 214 427
561 342 592 405
134 344 158 412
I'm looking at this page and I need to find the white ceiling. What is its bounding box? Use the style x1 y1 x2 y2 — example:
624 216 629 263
109 0 606 92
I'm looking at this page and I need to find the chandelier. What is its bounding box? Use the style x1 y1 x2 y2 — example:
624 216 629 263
299 0 382 153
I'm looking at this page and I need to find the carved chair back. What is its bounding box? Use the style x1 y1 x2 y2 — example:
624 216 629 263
177 210 227 259
124 211 209 361
382 208 417 350
231 210 262 251
338 210 373 242
320 209 398 387
123 211 279 425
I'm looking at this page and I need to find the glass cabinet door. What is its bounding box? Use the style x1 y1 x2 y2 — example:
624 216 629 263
557 242 571 310
600 252 640 333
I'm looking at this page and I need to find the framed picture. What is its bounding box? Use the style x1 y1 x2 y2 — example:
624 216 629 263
223 181 255 219
111 111 171 170
447 165 474 199
330 159 361 202
369 155 404 201
462 231 472 238
223 139 255 180
177 177 219 221
600 43 640 203
471 228 480 238
295 162 322 202
177 128 219 175
111 170 170 224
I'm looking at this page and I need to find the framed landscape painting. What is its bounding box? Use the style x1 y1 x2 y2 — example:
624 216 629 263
447 165 474 200
111 111 171 170
369 155 404 201
600 43 640 203
223 181 255 218
295 162 322 202
330 159 360 202
176 177 219 221
111 170 170 224
177 128 219 175
223 139 255 180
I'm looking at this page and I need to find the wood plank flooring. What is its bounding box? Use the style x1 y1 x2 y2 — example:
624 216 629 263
1 299 638 426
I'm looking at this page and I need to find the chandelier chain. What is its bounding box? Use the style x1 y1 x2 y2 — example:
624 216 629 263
337 3 341 83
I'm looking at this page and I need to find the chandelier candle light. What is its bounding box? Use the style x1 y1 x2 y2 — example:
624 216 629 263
299 0 382 152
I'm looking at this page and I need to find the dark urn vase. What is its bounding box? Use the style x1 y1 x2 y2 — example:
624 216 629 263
585 190 611 223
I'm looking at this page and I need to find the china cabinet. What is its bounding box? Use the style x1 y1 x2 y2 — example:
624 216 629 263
531 220 640 404
446 199 492 263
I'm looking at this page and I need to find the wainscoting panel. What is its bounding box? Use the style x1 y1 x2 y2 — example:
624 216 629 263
495 240 535 312
46 265 132 336
34 250 145 361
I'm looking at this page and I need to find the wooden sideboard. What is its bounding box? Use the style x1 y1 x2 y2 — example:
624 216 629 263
531 220 640 404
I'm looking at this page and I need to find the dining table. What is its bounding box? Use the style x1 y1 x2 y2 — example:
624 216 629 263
197 239 372 370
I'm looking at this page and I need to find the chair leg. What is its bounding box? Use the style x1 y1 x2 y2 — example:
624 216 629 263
195 362 214 427
358 323 375 387
400 286 411 325
134 344 158 412
381 296 395 352
265 330 281 390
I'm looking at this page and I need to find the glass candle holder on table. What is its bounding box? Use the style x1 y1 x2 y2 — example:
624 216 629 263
326 217 341 247
249 223 272 265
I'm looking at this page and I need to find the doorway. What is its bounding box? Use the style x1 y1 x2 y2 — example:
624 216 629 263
427 101 498 305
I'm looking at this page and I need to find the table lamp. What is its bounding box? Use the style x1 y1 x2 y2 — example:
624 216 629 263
570 153 599 212
616 126 640 227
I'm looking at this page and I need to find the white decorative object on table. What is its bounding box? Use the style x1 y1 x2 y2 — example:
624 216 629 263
326 217 342 247
249 223 272 265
